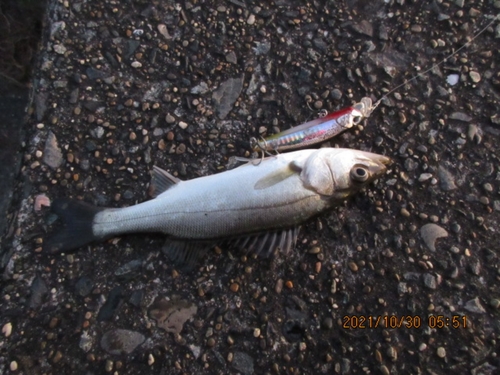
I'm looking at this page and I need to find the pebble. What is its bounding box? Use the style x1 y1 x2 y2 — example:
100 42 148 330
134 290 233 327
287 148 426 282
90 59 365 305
157 24 170 40
437 166 457 191
212 76 244 120
101 329 145 355
247 14 256 25
420 223 448 252
148 354 155 366
348 261 358 272
230 283 240 292
400 208 411 217
447 74 459 86
469 71 481 83
449 112 472 122
423 273 437 289
490 299 500 309
43 132 63 169
418 173 433 182
178 121 188 129
2 322 12 337
437 347 446 358
148 297 197 334
53 350 63 363
330 89 342 100
464 297 486 313
231 352 254 375
10 361 18 371
131 61 142 68
53 44 67 54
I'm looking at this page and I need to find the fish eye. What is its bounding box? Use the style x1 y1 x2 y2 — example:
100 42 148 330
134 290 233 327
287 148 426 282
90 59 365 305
350 165 369 183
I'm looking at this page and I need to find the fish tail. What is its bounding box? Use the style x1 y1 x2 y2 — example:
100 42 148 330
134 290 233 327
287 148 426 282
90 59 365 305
45 198 104 253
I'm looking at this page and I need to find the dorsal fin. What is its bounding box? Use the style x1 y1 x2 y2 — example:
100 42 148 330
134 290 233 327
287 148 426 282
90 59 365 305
150 166 181 198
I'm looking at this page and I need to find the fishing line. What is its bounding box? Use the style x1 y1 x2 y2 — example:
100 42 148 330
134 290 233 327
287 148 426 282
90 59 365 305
369 13 500 114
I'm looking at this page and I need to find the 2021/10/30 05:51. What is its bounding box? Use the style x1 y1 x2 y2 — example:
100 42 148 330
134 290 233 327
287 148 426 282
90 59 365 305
342 315 468 329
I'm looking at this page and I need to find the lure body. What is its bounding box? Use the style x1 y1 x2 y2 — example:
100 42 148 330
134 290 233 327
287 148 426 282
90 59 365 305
251 97 374 153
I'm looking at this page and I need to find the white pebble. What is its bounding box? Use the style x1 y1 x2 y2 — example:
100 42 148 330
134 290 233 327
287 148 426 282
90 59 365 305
437 347 446 358
131 61 142 68
247 14 256 25
10 361 18 371
446 74 459 86
148 353 155 365
2 322 12 337
178 121 188 129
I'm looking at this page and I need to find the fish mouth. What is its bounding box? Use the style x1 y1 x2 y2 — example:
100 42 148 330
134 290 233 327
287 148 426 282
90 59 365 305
363 153 392 178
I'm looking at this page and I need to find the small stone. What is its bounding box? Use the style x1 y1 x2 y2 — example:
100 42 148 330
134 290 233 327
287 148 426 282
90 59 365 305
53 44 67 54
468 7 481 17
101 329 146 355
53 350 63 363
230 283 240 293
419 173 433 182
490 299 500 309
464 297 486 313
2 322 12 337
449 112 472 122
423 274 437 289
148 354 155 366
10 361 18 371
225 51 237 64
178 121 188 129
437 347 446 358
348 261 358 272
131 61 142 68
157 24 170 40
247 14 256 25
231 352 254 375
438 166 457 191
43 132 63 169
330 89 342 100
469 71 481 83
148 297 198 334
420 223 448 252
400 208 411 217
447 74 459 86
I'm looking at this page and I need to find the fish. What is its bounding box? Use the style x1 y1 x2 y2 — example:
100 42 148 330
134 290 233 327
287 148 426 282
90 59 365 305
45 148 390 267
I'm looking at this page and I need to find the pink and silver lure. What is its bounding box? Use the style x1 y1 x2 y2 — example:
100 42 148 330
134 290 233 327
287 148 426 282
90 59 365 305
251 97 374 153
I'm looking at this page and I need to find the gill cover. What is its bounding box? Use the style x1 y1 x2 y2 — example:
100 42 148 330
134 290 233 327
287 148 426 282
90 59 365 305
296 150 336 196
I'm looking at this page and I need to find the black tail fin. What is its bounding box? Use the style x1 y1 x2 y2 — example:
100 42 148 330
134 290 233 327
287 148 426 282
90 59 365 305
45 198 104 253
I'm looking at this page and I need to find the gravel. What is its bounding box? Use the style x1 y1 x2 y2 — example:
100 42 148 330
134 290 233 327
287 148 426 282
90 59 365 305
1 1 499 374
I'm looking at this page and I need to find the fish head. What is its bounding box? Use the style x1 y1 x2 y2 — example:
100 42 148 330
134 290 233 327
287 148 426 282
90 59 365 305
300 148 391 199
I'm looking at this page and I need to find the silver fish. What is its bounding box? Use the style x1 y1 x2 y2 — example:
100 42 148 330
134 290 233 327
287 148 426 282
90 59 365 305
45 148 390 266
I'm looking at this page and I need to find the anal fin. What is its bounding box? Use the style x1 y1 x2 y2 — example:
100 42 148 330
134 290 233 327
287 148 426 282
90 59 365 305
228 227 300 258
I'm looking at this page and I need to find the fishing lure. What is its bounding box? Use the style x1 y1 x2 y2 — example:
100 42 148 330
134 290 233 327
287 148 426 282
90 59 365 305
250 14 499 155
250 97 374 153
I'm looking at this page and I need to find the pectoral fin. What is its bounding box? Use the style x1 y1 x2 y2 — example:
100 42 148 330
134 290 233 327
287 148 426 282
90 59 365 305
254 162 301 190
